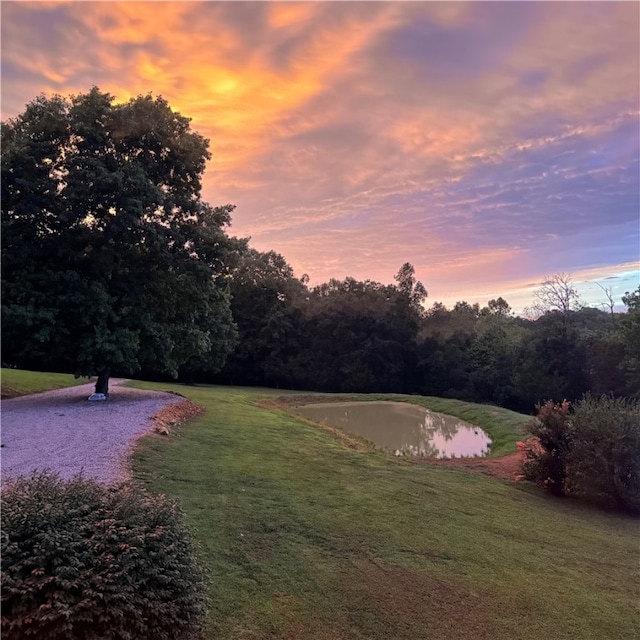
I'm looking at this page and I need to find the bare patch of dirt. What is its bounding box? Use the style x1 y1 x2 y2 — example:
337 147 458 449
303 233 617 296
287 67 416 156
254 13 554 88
150 399 205 435
2 387 23 400
418 451 524 482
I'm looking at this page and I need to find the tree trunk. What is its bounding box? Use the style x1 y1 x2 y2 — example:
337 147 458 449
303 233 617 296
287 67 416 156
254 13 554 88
180 365 196 386
95 367 111 396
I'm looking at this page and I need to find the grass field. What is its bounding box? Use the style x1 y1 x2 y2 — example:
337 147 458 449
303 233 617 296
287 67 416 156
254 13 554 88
0 368 90 399
128 381 640 640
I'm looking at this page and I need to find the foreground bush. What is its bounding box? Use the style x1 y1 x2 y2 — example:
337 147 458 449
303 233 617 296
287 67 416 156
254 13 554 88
1 472 207 640
523 396 640 513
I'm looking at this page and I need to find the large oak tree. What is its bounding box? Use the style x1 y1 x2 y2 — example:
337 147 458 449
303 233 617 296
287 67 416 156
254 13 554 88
2 88 238 394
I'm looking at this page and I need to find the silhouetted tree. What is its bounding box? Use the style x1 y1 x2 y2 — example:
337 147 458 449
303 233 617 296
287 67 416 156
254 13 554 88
529 273 582 318
2 88 238 393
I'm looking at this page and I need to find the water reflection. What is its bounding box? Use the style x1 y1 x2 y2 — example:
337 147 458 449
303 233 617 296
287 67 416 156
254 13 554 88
297 401 491 459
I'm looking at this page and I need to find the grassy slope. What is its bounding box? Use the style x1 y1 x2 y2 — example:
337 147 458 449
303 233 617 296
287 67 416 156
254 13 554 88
0 368 90 399
129 382 639 640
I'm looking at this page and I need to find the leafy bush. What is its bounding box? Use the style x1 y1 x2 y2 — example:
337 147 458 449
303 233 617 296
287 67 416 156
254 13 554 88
1 472 208 640
567 395 640 513
523 400 571 496
522 396 640 513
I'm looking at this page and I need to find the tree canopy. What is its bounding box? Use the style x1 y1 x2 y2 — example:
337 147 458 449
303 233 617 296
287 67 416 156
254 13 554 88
2 88 238 388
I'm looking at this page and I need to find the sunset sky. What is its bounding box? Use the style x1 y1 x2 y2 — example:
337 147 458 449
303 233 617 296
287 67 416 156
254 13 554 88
2 1 639 313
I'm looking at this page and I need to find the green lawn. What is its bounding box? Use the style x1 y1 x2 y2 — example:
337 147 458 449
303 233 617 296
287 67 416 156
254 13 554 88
129 382 640 640
0 368 90 399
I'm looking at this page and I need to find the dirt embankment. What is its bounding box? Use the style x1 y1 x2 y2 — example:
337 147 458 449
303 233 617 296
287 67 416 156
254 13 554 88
417 451 523 481
149 398 205 435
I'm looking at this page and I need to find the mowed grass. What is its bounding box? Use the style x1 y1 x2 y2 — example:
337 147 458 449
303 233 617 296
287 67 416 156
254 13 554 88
128 382 639 640
0 368 90 399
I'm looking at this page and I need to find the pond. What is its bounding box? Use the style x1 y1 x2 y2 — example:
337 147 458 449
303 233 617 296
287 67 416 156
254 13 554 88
297 401 491 458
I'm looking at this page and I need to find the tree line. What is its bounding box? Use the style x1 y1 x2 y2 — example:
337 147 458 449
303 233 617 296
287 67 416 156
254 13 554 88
2 89 638 411
213 252 639 412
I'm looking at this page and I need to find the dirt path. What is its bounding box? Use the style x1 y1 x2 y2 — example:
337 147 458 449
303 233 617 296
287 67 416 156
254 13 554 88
1 380 196 486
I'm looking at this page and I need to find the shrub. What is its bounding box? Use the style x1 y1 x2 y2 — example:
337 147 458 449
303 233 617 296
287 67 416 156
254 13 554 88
521 396 640 513
523 400 571 496
567 395 640 513
1 472 208 640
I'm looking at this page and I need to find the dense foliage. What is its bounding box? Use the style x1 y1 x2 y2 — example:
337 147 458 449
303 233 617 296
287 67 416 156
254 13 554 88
215 250 639 411
1 88 238 390
213 261 427 393
522 396 640 512
568 396 640 512
1 472 208 640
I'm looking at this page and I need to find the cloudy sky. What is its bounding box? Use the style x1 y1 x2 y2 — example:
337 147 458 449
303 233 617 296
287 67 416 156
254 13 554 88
2 1 639 312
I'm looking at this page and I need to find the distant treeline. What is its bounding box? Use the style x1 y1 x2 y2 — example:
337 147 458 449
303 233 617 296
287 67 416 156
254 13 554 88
206 250 639 413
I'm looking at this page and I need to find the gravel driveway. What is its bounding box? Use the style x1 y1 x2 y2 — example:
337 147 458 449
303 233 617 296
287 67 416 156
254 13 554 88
1 380 178 486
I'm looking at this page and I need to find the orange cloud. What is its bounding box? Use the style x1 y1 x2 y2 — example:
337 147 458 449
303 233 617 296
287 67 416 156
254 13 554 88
82 2 192 46
392 109 487 163
56 2 400 185
267 3 319 30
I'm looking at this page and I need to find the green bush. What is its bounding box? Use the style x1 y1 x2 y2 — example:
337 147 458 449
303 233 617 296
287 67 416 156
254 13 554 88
1 472 208 640
522 396 640 513
567 395 640 513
